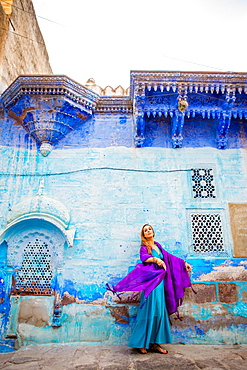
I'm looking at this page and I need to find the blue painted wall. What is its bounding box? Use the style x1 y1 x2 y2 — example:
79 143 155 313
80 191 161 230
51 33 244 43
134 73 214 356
0 75 247 348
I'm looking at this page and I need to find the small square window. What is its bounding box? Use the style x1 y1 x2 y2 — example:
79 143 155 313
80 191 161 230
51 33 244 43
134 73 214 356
190 212 225 255
191 168 216 199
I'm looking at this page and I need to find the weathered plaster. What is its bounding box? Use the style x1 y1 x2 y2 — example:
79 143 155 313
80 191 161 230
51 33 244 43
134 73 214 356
195 264 247 282
1 72 247 348
18 296 52 327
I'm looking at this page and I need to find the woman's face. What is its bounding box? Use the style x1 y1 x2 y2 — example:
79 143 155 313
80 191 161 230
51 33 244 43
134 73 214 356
143 225 154 239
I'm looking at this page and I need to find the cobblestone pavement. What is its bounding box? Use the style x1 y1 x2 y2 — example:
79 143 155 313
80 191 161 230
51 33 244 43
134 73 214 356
0 344 247 370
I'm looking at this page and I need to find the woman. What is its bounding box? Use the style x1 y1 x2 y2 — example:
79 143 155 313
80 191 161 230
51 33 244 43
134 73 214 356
107 224 192 354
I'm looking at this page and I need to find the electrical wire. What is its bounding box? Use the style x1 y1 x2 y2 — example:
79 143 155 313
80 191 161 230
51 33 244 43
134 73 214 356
0 0 64 46
0 26 46 45
1 0 65 26
1 1 246 90
1 1 239 75
160 54 229 73
0 166 191 177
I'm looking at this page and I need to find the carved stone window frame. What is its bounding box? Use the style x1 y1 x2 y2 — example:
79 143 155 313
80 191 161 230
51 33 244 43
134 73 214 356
187 208 230 257
188 164 218 201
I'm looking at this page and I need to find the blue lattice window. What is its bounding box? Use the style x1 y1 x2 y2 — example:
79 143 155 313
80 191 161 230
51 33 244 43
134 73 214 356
15 238 53 295
190 213 225 255
191 168 216 199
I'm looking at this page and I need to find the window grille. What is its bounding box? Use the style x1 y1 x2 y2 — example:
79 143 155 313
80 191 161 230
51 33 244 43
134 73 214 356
190 213 225 254
15 238 53 295
191 168 216 199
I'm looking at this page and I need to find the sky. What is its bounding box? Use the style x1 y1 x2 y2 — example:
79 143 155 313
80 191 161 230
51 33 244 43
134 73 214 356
32 0 247 89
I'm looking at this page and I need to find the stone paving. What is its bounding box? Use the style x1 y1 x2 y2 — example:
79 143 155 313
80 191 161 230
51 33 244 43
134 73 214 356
0 344 247 370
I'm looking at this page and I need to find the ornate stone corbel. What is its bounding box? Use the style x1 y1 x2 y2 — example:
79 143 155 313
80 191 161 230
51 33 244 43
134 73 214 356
2 76 98 156
7 96 89 156
217 93 235 149
172 95 188 148
134 94 146 147
217 113 231 149
134 111 145 147
172 111 185 148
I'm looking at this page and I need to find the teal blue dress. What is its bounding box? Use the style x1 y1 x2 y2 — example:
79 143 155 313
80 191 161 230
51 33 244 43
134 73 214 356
128 249 172 349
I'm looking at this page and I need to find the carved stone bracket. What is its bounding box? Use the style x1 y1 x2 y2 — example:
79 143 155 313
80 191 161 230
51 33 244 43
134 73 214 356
172 111 185 148
172 95 188 148
1 76 99 156
7 95 91 156
134 112 145 147
217 113 231 149
217 94 236 149
133 94 146 147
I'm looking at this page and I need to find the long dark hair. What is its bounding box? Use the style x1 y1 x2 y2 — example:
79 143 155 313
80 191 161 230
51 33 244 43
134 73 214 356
140 224 155 254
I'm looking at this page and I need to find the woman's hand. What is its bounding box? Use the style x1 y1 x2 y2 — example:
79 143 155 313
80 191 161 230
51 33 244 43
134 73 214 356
154 257 166 270
184 261 192 273
144 257 166 270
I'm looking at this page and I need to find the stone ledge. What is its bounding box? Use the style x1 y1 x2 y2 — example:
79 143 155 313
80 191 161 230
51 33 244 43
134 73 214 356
218 283 237 303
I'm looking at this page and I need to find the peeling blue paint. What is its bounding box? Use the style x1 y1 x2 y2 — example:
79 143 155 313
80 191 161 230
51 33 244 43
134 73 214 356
192 258 247 281
61 280 78 297
195 326 206 336
0 272 12 340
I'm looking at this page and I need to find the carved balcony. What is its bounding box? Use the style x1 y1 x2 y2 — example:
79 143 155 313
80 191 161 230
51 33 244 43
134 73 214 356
131 71 247 149
1 76 99 156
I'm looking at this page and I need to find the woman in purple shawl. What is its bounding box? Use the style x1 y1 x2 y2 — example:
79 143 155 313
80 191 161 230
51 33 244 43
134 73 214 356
108 224 192 354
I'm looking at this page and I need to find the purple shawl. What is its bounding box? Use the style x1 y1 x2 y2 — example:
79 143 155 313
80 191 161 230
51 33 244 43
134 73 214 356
107 242 192 316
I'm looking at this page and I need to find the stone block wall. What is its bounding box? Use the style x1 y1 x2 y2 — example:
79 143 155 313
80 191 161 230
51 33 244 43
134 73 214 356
0 0 52 93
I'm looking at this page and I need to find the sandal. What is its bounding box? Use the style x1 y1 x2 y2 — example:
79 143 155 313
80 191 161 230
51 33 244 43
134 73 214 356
138 348 148 354
150 344 168 354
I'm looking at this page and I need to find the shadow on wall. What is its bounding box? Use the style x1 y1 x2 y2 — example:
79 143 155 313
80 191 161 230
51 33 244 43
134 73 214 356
144 116 247 149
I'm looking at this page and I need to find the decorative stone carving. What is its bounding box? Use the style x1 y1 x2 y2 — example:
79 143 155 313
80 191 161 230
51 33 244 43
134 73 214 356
2 77 133 153
172 111 185 148
131 71 247 149
217 94 236 149
134 113 145 147
96 96 132 114
1 76 98 156
178 98 189 113
2 72 247 151
4 226 65 269
130 71 247 97
7 94 90 155
0 179 75 251
84 78 129 97
40 142 54 157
